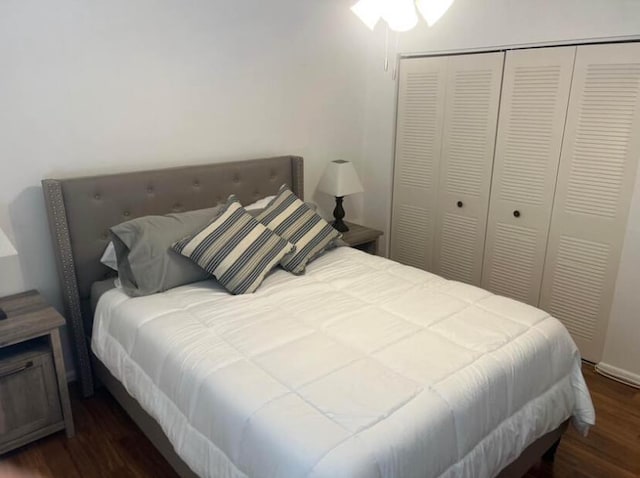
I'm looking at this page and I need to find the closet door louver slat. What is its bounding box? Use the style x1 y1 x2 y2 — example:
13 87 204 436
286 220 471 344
539 43 640 361
482 47 576 305
433 52 504 285
390 57 447 269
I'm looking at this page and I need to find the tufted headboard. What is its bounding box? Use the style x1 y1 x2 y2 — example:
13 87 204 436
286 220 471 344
42 155 303 396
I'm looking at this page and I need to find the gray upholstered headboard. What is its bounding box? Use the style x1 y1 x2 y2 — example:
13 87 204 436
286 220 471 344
42 155 303 396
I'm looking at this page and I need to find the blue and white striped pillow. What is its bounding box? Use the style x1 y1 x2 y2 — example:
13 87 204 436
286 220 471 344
256 185 341 275
172 196 294 294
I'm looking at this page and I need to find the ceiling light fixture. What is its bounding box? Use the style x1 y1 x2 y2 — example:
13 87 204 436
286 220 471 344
350 0 382 30
381 0 418 33
351 0 454 32
415 0 455 26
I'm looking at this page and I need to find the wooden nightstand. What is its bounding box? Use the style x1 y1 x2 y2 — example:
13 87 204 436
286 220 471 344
0 290 75 454
341 222 383 255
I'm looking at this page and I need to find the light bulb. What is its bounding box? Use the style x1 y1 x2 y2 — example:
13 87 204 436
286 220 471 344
351 0 382 30
381 0 418 32
416 0 455 27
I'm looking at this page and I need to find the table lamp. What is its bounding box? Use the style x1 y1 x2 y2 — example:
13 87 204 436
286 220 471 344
317 160 364 233
0 227 18 320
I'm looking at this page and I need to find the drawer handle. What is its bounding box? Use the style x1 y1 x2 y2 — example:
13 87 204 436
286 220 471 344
513 210 521 218
0 360 33 378
457 201 463 208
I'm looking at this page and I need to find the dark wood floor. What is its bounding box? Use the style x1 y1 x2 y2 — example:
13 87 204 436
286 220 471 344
1 364 638 477
524 365 640 478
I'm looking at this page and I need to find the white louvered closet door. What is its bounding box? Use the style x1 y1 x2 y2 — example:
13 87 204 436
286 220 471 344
481 47 576 304
390 57 447 269
432 52 504 285
539 43 640 361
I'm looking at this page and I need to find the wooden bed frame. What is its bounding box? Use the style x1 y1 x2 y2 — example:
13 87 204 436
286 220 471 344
42 155 566 477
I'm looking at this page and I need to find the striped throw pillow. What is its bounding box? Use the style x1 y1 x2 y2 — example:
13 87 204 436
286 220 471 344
256 185 341 275
172 196 294 295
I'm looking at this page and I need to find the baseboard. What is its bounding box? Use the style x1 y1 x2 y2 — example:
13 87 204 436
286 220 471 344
595 362 640 389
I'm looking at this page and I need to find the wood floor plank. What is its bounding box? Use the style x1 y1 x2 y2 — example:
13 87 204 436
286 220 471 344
1 363 638 477
1 386 178 478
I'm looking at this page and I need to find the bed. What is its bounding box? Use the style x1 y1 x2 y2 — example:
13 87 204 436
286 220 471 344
42 155 595 478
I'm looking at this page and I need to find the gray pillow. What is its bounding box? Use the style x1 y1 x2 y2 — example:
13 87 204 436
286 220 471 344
110 205 223 297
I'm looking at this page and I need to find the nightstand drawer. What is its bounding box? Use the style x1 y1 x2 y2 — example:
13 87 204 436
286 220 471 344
0 342 64 454
341 222 383 255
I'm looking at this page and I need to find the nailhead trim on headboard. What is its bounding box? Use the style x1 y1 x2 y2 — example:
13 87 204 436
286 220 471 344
42 179 94 396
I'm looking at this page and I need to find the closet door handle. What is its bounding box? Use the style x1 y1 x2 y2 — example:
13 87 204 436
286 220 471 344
457 201 463 208
513 210 521 218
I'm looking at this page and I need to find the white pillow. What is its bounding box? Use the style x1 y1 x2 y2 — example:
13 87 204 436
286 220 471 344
100 242 118 271
244 195 276 211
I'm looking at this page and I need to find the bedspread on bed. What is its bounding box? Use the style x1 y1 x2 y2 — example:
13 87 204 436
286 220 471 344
92 247 595 478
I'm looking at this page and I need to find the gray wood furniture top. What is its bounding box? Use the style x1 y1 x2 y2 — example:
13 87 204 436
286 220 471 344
341 222 383 255
0 290 75 454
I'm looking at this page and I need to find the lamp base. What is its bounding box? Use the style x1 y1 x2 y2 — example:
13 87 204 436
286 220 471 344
0 308 7 320
332 196 349 233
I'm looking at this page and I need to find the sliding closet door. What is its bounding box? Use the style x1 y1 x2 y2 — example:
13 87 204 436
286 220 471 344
432 52 504 285
390 57 447 269
540 43 640 361
481 47 576 304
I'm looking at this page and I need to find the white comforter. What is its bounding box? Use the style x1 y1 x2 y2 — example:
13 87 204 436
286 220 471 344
92 247 595 478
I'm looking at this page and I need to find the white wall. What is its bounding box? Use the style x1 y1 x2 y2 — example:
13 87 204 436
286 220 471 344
359 0 640 373
601 164 640 383
0 0 371 374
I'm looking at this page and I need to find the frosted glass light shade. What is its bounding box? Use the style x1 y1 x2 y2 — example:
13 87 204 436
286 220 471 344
0 228 17 259
317 160 364 197
350 0 382 30
381 0 418 32
416 0 455 26
351 0 454 32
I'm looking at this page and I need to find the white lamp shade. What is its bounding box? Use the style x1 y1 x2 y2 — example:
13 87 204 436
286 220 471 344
0 227 17 259
381 0 418 32
416 0 455 26
317 160 364 197
351 0 382 30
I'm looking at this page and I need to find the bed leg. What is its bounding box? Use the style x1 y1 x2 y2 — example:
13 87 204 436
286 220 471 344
542 438 561 462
